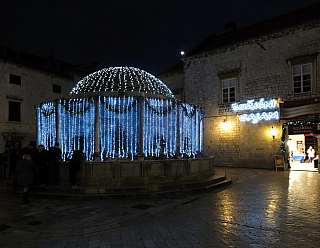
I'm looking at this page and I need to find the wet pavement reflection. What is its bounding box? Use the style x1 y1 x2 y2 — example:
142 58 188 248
142 168 320 247
0 167 319 247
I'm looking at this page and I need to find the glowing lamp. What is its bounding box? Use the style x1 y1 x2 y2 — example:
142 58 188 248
221 119 231 130
269 126 277 139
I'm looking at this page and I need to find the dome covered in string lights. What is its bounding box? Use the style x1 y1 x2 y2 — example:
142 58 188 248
36 66 203 162
70 67 174 98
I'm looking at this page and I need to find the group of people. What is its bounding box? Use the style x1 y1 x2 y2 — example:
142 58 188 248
0 142 84 204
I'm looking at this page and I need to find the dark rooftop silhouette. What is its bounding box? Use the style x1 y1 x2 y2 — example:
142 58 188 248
159 2 320 75
0 44 97 79
187 2 320 57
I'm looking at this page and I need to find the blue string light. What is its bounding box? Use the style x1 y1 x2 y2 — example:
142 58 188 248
36 67 203 161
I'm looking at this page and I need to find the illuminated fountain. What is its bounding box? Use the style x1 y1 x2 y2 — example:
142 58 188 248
35 67 214 185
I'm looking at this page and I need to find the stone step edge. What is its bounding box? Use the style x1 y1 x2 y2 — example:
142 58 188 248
30 180 232 199
0 176 227 194
0 179 232 200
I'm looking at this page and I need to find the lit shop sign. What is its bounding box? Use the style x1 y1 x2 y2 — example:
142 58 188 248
231 98 277 111
231 98 279 124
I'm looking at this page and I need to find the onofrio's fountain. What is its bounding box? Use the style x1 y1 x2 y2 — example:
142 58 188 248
36 67 214 186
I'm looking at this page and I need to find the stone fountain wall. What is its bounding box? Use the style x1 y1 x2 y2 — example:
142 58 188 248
58 156 214 186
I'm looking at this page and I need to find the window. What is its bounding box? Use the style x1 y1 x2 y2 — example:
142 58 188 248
222 78 236 103
9 74 21 85
287 54 316 94
219 71 239 104
8 101 21 122
53 84 61 94
292 63 312 94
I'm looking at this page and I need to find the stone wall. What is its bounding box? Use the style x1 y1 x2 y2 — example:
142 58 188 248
158 71 184 101
58 156 214 186
163 22 320 168
0 61 76 150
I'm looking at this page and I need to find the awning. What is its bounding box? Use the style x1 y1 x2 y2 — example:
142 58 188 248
280 97 320 121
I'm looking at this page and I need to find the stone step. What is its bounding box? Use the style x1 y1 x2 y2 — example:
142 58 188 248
0 176 232 200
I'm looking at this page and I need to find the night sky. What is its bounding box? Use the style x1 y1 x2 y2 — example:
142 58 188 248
1 0 319 76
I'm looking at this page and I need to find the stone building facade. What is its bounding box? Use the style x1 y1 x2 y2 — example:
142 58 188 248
158 61 184 101
0 45 97 151
159 3 320 169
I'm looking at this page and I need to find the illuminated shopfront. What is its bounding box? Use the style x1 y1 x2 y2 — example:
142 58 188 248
280 98 320 165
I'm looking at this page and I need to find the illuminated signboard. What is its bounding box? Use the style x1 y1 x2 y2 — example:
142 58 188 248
231 98 279 124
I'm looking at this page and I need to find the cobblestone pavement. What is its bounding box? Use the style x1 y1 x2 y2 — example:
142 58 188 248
0 167 319 248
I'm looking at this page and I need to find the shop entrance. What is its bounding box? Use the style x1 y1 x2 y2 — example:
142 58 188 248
305 136 318 154
288 133 318 171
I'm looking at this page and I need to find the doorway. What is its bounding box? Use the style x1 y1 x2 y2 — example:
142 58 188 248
6 141 21 151
305 135 318 155
288 134 318 171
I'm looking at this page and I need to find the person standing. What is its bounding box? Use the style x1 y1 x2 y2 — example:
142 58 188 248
307 146 315 162
47 143 61 186
0 152 5 179
69 150 85 188
20 143 37 162
35 145 48 186
3 145 12 179
9 149 19 190
15 154 36 204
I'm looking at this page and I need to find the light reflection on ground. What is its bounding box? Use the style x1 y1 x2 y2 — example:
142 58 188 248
290 161 318 171
200 167 320 246
1 167 319 247
288 168 320 225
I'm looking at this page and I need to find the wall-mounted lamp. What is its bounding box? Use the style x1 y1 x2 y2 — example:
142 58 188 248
221 119 228 129
221 119 232 130
269 126 277 139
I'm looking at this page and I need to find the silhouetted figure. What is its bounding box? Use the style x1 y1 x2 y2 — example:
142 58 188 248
9 149 20 190
69 150 85 188
35 145 48 186
3 145 12 179
0 152 6 179
20 143 38 162
47 143 61 186
15 154 36 204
